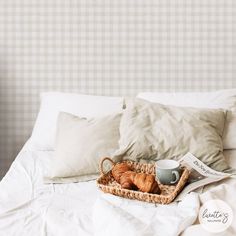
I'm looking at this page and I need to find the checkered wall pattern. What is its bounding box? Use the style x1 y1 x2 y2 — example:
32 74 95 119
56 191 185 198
0 0 235 177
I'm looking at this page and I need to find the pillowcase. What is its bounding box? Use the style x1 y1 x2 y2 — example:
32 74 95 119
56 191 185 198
31 92 124 150
137 89 236 149
115 98 231 172
44 112 121 183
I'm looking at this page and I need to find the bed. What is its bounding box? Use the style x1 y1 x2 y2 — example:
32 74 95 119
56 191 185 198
0 140 236 236
1 90 236 236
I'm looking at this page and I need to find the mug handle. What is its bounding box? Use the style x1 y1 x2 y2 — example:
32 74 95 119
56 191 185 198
170 170 180 184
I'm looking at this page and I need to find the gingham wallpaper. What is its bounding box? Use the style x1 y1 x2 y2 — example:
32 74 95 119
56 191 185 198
0 0 235 177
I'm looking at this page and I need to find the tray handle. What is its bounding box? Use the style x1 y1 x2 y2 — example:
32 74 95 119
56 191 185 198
99 157 115 175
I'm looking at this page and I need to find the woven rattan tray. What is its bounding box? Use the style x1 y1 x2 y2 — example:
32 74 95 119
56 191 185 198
97 157 190 204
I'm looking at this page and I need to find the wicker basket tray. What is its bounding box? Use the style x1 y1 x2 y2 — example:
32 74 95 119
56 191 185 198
97 157 190 204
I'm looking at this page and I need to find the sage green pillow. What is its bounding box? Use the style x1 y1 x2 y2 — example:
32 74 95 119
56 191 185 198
116 98 231 172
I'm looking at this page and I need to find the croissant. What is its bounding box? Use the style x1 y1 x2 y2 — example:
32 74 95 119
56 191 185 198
112 162 132 182
120 171 161 194
119 171 137 189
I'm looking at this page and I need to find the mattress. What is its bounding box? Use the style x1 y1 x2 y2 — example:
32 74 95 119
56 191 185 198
0 140 235 236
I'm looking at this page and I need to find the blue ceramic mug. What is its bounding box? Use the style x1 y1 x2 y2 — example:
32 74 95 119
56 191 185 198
156 160 180 185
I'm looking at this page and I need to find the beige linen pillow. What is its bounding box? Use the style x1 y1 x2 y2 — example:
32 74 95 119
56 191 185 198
44 112 121 183
116 99 231 172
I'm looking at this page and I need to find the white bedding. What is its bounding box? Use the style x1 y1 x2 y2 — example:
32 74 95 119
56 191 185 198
0 146 99 236
93 193 199 236
0 141 235 236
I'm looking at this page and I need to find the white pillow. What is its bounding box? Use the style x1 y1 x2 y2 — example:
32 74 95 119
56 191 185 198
31 92 124 150
137 89 236 149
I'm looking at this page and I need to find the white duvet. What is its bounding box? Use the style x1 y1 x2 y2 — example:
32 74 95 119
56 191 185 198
0 141 235 236
93 193 198 236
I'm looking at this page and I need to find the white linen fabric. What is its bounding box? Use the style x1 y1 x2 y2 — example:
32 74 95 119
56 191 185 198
0 143 99 236
137 89 236 149
93 193 199 236
31 92 124 150
0 141 236 236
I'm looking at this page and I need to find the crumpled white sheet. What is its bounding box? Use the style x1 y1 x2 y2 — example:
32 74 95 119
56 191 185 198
0 144 99 236
0 141 235 236
93 193 199 236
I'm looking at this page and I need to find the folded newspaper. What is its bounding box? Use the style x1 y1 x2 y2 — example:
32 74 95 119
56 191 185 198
175 152 233 201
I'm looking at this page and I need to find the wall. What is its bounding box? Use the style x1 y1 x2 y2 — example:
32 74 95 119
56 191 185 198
0 0 235 177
